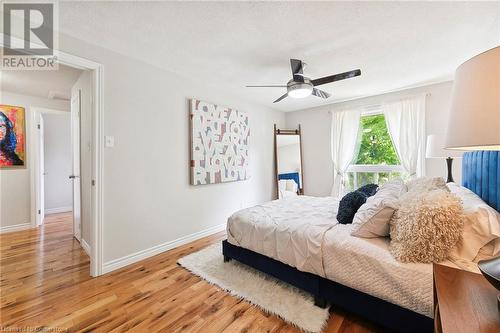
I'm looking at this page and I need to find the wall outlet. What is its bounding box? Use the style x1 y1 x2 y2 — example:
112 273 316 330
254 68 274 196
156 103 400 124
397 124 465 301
105 136 115 148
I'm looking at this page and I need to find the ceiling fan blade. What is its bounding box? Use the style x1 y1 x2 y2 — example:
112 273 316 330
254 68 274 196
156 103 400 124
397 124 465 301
290 59 303 75
311 69 361 86
246 85 287 88
273 93 288 103
290 59 304 82
312 88 331 99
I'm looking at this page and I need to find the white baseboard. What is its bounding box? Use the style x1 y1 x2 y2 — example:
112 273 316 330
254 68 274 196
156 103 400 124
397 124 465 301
45 206 73 215
102 223 226 274
0 223 33 234
81 238 91 256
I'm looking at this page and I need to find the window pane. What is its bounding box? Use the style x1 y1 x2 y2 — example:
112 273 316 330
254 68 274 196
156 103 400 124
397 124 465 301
345 171 407 192
354 114 400 165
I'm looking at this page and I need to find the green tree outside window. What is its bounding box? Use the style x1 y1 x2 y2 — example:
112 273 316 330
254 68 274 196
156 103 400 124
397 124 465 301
346 114 403 190
354 114 400 165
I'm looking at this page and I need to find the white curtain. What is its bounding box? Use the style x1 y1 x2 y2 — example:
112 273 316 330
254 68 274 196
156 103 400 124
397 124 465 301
331 109 361 198
383 95 426 178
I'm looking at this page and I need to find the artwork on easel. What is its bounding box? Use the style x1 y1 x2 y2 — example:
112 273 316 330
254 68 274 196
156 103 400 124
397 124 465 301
0 104 26 169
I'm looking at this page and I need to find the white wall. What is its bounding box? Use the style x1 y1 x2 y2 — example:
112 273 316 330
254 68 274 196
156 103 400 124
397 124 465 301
285 81 459 197
43 113 72 212
57 34 285 264
0 92 69 230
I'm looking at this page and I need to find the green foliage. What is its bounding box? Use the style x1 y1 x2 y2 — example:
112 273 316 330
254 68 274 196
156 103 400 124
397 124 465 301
354 114 400 165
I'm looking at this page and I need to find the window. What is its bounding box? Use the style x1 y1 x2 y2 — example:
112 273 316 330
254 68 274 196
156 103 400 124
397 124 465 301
346 112 404 190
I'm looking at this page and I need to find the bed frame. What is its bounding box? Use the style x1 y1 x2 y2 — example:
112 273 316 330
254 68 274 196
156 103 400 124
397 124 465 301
222 240 432 333
221 151 498 333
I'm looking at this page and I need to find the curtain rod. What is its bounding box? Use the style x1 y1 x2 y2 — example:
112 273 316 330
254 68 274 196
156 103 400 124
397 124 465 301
327 92 431 114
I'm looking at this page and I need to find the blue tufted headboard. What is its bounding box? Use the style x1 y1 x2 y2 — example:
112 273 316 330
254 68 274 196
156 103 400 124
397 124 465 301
462 151 500 211
278 172 301 188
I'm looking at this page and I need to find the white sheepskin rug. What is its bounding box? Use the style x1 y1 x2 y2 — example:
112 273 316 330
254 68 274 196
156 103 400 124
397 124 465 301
177 243 330 333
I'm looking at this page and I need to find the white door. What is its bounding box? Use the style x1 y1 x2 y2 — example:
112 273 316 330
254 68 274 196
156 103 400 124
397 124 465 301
35 114 46 226
39 115 45 223
71 90 82 241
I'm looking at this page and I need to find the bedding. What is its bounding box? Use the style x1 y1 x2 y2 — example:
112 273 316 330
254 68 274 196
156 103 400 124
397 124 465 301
226 185 497 318
322 224 434 317
227 196 438 317
227 196 338 276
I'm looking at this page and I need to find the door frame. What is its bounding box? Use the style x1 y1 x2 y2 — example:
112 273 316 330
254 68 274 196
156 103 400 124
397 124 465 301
2 33 105 277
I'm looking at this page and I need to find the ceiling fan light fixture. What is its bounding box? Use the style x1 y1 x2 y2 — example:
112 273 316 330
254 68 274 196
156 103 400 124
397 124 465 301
246 58 360 103
287 82 313 98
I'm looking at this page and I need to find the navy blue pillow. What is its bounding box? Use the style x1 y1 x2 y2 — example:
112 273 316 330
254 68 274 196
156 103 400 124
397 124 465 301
357 183 379 197
336 184 379 225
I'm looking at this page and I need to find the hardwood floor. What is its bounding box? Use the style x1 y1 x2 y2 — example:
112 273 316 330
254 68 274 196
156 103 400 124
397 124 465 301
1 213 383 332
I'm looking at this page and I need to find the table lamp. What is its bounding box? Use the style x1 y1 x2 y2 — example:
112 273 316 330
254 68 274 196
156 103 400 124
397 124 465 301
444 46 500 308
426 134 462 183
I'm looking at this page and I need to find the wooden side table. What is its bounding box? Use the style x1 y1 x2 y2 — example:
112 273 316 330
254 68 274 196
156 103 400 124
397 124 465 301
433 263 500 333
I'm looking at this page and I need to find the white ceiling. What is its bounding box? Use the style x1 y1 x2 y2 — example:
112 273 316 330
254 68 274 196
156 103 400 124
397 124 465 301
57 1 500 112
1 62 82 101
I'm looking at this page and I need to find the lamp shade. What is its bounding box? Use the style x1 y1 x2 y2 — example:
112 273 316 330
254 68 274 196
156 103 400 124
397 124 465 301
445 46 500 151
426 134 463 158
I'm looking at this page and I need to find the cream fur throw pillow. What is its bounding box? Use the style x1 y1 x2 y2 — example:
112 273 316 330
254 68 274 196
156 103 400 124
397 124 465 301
389 189 465 263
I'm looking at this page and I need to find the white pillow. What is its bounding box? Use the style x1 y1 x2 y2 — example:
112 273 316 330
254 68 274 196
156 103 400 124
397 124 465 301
447 183 500 260
406 177 448 193
278 180 298 199
285 179 298 192
278 180 287 191
351 179 406 238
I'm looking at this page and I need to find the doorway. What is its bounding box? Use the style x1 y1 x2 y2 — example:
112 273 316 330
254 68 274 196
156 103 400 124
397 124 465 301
2 34 104 277
32 107 82 244
30 66 95 262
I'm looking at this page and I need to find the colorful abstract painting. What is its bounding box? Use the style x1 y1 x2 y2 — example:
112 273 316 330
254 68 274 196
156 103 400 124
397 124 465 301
0 105 26 168
190 99 250 185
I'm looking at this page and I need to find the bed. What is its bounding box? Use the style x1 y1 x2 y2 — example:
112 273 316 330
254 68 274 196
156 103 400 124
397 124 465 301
222 151 500 333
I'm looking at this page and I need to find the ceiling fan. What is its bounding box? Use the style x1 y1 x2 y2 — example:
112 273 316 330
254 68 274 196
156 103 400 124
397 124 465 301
246 59 361 103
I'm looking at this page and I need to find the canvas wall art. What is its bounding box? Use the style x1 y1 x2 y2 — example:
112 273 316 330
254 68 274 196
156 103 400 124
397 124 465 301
190 99 250 185
0 105 26 168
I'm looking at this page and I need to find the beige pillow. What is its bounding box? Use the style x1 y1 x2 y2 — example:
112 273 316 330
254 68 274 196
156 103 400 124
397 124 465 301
351 183 403 238
389 189 465 263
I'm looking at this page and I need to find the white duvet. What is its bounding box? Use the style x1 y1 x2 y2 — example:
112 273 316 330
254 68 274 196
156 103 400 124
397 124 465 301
227 196 338 276
227 195 483 318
